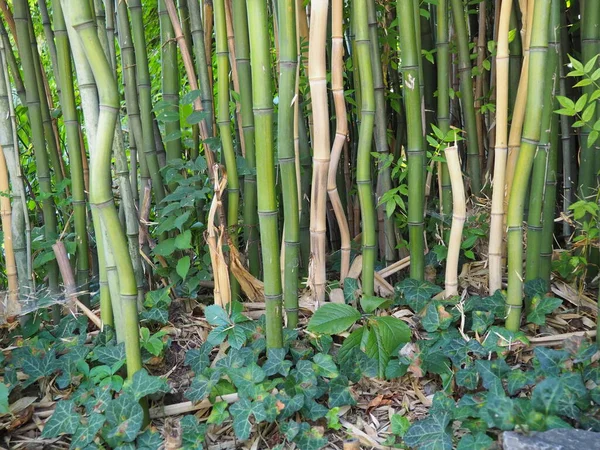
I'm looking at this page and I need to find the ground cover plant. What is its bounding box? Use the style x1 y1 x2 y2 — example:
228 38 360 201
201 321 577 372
0 0 599 449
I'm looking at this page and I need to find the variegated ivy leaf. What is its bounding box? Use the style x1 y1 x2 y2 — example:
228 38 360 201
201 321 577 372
125 368 169 401
41 400 80 438
104 393 143 442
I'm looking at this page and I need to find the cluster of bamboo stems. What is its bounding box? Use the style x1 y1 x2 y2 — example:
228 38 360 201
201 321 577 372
0 0 598 375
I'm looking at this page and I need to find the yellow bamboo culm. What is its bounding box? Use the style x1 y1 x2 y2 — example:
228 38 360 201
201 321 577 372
444 144 466 298
307 0 330 307
0 143 18 317
488 0 513 294
328 0 351 283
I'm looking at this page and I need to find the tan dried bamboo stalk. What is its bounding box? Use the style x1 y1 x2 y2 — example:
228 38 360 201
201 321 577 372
308 0 330 306
488 0 513 294
328 0 350 283
0 144 18 315
505 0 534 204
444 144 465 297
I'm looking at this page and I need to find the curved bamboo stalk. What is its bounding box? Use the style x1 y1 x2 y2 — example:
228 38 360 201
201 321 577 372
277 0 300 327
68 0 143 376
328 0 350 283
444 144 465 297
308 0 330 306
398 0 425 281
506 0 551 332
488 0 513 295
247 0 283 348
450 0 482 194
231 0 260 277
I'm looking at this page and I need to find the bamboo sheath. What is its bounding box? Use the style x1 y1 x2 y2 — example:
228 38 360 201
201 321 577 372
308 0 330 306
328 0 351 283
506 0 551 332
488 0 512 295
444 145 465 298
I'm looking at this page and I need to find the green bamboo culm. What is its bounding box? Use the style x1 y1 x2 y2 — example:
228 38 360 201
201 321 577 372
354 0 376 296
436 0 452 222
525 0 560 288
367 0 395 265
277 0 300 328
505 0 552 332
67 0 143 377
13 0 61 315
450 0 481 194
398 0 425 281
247 0 283 348
214 0 240 301
159 0 183 167
128 0 166 204
52 0 90 307
232 0 260 277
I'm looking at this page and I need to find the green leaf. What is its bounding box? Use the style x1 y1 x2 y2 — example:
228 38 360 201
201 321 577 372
456 366 479 390
174 211 191 231
136 427 164 450
105 394 143 442
456 432 493 450
184 346 211 374
312 353 338 378
404 412 452 450
365 316 411 378
205 305 230 327
342 277 359 305
360 295 391 314
71 413 105 449
507 370 535 395
185 369 221 402
229 397 253 440
526 296 562 325
180 415 207 448
125 369 169 401
42 400 80 438
328 375 356 407
390 414 410 437
153 238 177 257
422 302 453 332
556 95 575 110
475 359 510 396
534 347 569 376
583 102 597 122
294 426 328 450
306 303 361 335
325 407 342 430
584 54 599 73
575 93 588 112
479 394 516 430
471 310 494 334
176 256 191 280
0 384 9 414
175 230 192 249
207 401 230 425
186 109 210 125
337 326 364 364
262 348 292 377
181 90 202 105
395 278 442 312
228 363 266 397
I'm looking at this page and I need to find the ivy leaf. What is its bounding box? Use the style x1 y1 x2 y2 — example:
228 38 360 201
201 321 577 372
184 346 211 374
507 370 535 395
70 413 105 449
422 302 453 332
390 414 410 437
230 397 253 440
482 326 529 355
527 296 562 325
456 432 493 450
456 366 479 390
136 427 164 450
404 412 452 450
343 277 360 304
262 348 292 377
140 308 169 325
180 415 207 448
185 369 222 402
534 347 569 376
475 359 510 396
207 401 230 425
205 305 230 327
524 278 549 299
531 375 582 419
306 303 361 335
125 369 169 401
105 393 143 442
301 399 329 420
277 393 304 420
479 394 516 430
42 400 80 438
0 384 9 414
395 278 442 312
22 348 59 381
471 310 494 334
94 343 126 366
312 353 338 379
294 426 328 450
228 363 266 397
328 376 356 407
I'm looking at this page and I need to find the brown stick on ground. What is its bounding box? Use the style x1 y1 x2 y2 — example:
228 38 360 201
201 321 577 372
52 241 102 328
343 438 361 450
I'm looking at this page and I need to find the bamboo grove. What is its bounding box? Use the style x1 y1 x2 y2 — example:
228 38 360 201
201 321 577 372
0 0 599 385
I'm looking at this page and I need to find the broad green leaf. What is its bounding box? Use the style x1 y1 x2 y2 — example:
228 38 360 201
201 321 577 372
105 394 143 442
306 303 361 335
337 326 364 364
456 432 493 450
174 211 191 231
207 401 230 425
42 400 80 438
153 238 176 256
507 370 535 395
136 427 164 450
125 369 169 401
176 256 191 280
390 414 410 437
186 109 210 125
175 230 192 249
360 295 391 314
531 377 566 416
365 316 410 378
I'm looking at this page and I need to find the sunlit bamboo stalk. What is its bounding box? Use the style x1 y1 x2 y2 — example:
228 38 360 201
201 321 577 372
444 144 465 297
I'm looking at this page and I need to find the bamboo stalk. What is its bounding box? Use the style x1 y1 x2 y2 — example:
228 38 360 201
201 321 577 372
398 0 425 281
247 0 283 348
0 143 18 316
488 0 513 294
278 0 300 327
444 144 465 297
308 0 330 305
474 1 487 175
505 0 551 332
437 0 452 221
328 0 351 283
